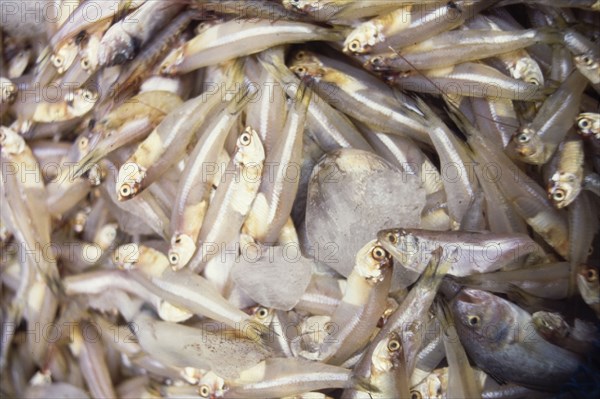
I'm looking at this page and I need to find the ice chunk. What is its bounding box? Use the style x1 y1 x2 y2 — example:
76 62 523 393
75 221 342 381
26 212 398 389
305 149 425 279
231 245 313 310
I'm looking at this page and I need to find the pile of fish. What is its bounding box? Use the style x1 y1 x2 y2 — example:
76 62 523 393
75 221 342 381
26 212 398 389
2 0 600 398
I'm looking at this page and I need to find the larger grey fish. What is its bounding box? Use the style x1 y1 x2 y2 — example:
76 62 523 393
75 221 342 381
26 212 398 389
450 288 580 391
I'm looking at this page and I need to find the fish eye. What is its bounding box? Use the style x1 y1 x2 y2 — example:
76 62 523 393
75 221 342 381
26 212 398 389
371 245 387 261
81 57 90 69
169 252 179 265
387 339 401 352
517 133 530 143
410 391 423 399
119 185 132 198
370 56 383 66
578 118 590 129
586 268 598 282
198 384 210 397
52 55 64 67
256 307 269 318
239 132 252 146
386 232 398 244
294 66 306 75
295 51 305 60
582 55 593 66
348 40 361 52
113 53 127 65
467 315 480 326
82 90 95 102
552 190 565 202
79 136 89 149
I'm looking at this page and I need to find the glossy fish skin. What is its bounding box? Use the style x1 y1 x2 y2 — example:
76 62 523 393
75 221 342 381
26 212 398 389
350 249 451 394
378 228 543 277
187 127 266 273
98 2 184 67
168 94 249 270
511 70 588 165
290 51 432 144
577 266 600 317
365 28 559 73
366 332 410 399
316 240 393 365
390 62 547 102
223 358 356 399
548 138 585 208
576 112 600 139
242 86 311 244
450 289 580 391
343 1 498 55
450 110 570 258
160 20 343 75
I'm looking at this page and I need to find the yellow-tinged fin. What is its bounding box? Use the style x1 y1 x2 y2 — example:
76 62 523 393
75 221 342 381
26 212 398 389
420 246 453 290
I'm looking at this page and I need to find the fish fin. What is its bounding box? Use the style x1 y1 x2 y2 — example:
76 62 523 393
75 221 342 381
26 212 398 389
227 84 258 115
420 246 453 289
293 81 313 112
434 298 454 332
351 376 380 394
242 320 277 347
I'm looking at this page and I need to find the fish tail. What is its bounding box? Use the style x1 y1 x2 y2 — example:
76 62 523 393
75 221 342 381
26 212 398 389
420 246 453 290
536 27 564 45
351 376 380 394
227 84 257 115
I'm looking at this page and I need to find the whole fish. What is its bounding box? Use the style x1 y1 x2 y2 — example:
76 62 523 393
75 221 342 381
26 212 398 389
450 289 580 391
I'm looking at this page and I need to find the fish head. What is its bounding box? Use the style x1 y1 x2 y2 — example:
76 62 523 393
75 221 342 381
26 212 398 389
577 266 599 305
410 368 446 399
511 57 544 86
355 239 393 283
451 289 513 347
377 228 422 270
234 126 265 168
95 223 118 251
0 126 25 155
364 54 394 72
371 332 404 375
343 22 382 55
574 53 600 82
0 77 17 105
512 127 546 164
98 25 136 67
80 34 102 74
289 61 324 83
51 40 78 73
159 47 185 76
168 233 196 270
246 306 275 328
548 171 580 208
576 113 599 138
116 162 145 201
68 88 98 117
197 371 225 399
